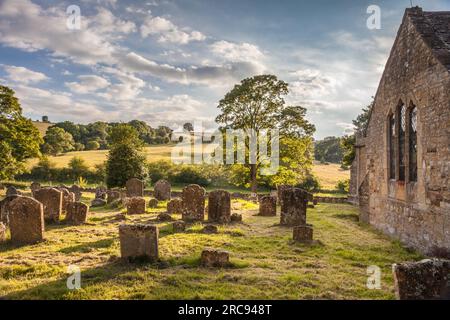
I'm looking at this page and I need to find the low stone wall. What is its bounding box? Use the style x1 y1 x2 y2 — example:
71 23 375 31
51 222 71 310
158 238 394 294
313 196 349 204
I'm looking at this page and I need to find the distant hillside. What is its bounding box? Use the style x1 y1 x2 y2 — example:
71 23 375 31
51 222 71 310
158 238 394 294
32 121 52 137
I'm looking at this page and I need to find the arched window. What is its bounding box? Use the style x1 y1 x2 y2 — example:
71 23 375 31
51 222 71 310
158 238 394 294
409 104 418 182
389 113 396 179
398 102 406 181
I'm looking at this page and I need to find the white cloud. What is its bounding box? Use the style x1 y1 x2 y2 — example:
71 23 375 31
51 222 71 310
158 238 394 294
210 41 264 62
65 75 110 94
2 65 48 84
140 16 206 44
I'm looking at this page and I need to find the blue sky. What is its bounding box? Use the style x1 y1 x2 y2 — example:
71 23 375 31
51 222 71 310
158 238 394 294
0 0 449 139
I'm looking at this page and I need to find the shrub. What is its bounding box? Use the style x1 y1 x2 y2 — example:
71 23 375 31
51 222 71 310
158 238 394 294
68 157 90 180
86 140 100 151
296 174 321 192
147 160 173 183
170 165 209 186
336 179 350 193
29 157 58 181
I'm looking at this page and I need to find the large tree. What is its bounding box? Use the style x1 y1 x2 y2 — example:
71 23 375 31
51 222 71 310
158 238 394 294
41 127 75 156
105 124 147 188
216 75 315 192
0 85 43 180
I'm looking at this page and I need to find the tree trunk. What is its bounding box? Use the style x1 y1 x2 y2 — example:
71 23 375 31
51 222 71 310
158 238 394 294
250 164 257 193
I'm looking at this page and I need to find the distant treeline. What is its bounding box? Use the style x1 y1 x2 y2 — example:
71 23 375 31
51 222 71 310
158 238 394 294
45 120 173 153
314 136 344 164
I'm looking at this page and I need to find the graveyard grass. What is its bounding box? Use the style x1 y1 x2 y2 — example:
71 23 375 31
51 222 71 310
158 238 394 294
0 192 421 300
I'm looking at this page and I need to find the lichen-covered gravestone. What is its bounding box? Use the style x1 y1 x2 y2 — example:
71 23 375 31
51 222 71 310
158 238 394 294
9 196 44 244
119 224 158 261
280 188 308 226
126 197 146 215
66 202 89 225
154 179 171 201
293 224 314 243
392 259 450 300
259 195 277 216
208 190 231 223
277 185 293 206
167 198 183 214
30 182 41 196
58 187 75 214
126 178 144 197
34 188 63 223
181 184 206 222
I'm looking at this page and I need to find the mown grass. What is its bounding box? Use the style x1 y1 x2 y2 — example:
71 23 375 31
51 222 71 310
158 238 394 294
0 194 421 300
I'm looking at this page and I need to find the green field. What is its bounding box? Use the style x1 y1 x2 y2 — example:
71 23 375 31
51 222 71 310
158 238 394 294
0 192 421 300
26 145 349 191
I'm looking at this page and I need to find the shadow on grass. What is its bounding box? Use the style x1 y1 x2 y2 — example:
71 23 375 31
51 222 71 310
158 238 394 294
331 213 359 222
58 238 116 254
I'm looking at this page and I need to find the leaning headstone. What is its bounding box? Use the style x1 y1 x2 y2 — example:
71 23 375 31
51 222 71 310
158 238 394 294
259 195 277 216
69 185 82 202
392 259 450 300
126 178 144 197
172 221 186 233
9 196 44 244
66 202 89 225
6 186 20 197
57 187 75 214
126 197 146 215
201 249 229 267
119 224 158 261
148 198 159 208
293 224 314 243
154 179 171 201
30 182 41 195
167 198 183 214
107 190 121 204
208 190 231 223
0 222 6 242
34 187 63 223
280 188 308 226
181 184 206 222
0 195 21 226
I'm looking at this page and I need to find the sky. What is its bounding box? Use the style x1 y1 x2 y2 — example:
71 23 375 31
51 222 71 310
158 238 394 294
0 0 449 139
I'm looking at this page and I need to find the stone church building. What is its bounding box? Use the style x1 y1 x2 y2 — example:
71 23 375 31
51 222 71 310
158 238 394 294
349 7 449 256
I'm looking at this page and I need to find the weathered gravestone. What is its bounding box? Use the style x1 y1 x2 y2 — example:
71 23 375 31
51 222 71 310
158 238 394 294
148 198 159 208
0 195 21 226
126 178 144 197
119 224 158 261
392 259 450 300
172 221 186 233
66 202 89 225
69 185 82 202
107 190 121 204
9 196 44 244
293 224 314 243
95 187 107 200
0 222 6 242
57 187 75 214
6 186 20 197
231 213 242 222
208 190 231 223
259 195 277 216
201 249 230 267
181 184 206 222
34 188 63 223
126 197 146 215
280 188 308 226
277 185 293 205
157 212 172 221
154 179 171 201
167 198 183 214
30 182 41 195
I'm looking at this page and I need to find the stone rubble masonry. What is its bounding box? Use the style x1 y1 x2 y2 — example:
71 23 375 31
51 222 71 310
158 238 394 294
392 259 450 300
349 8 450 255
126 197 146 215
154 179 171 201
181 184 206 222
119 224 158 261
280 188 308 226
126 178 144 197
293 224 314 243
66 202 89 225
9 196 44 244
208 190 231 223
201 249 230 267
33 187 63 223
259 195 277 216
